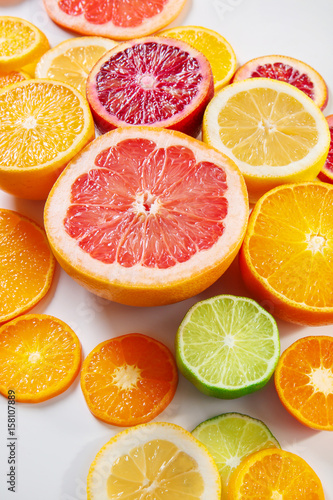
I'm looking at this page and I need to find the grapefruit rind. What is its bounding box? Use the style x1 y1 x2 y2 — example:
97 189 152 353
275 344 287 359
44 127 249 307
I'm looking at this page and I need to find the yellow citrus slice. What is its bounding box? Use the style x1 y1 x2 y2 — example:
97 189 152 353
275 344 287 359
160 26 237 91
0 78 95 200
0 16 50 72
87 422 221 499
0 70 30 89
203 78 331 203
0 314 81 403
35 36 118 95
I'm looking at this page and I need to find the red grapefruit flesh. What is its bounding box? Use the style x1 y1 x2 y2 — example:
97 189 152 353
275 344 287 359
233 55 328 110
318 115 333 183
43 0 187 40
44 127 249 307
86 37 214 137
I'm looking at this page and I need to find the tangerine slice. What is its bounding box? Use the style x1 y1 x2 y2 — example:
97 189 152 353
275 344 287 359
318 114 333 183
0 209 55 324
275 336 333 431
0 314 81 403
80 333 178 426
44 127 249 307
86 37 214 136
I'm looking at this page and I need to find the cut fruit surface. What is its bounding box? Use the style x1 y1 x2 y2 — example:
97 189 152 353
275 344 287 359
81 333 178 426
86 37 214 136
232 54 328 110
203 78 330 202
0 79 94 199
35 36 118 95
0 16 50 72
0 314 81 403
0 70 30 89
175 295 280 398
44 127 248 307
192 413 280 493
318 114 333 183
0 209 55 324
275 336 333 431
43 0 187 40
87 422 221 500
240 182 333 325
160 25 237 91
227 448 325 499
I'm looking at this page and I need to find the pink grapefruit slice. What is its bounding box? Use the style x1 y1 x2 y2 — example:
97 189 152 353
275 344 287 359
86 37 214 137
44 127 249 307
318 115 333 183
43 0 187 40
232 54 328 110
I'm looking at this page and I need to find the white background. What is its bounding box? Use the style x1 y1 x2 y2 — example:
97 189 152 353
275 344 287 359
0 0 333 498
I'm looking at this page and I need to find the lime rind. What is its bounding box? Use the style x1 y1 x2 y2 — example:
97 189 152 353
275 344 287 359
175 295 280 398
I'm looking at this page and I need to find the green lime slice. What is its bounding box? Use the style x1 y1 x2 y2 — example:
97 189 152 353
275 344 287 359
175 295 280 398
192 412 280 494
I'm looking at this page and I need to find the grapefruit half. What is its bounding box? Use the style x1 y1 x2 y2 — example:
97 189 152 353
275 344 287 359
44 127 249 307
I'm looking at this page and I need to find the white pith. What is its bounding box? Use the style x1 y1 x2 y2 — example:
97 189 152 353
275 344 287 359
45 128 248 286
309 367 333 396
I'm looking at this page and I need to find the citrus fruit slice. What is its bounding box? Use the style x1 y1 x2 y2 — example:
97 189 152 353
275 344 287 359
232 54 328 110
0 79 95 200
0 70 30 89
0 209 55 324
275 336 333 431
44 127 248 307
35 36 118 95
0 314 81 403
86 36 214 137
175 295 280 398
239 182 333 325
192 413 280 494
227 448 325 499
0 16 50 72
203 78 331 203
87 422 221 500
81 333 178 426
318 114 333 183
160 26 237 91
43 0 187 40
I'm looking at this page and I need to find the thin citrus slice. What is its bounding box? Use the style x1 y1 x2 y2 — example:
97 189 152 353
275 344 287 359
44 127 248 307
159 25 237 91
0 70 30 89
43 0 187 40
81 333 178 426
175 295 280 398
0 209 55 324
203 78 331 203
0 78 95 200
0 16 50 72
87 422 221 500
227 448 325 499
239 182 333 325
318 114 333 183
232 54 328 110
275 336 333 431
192 413 280 493
35 36 118 95
86 37 214 137
0 314 81 403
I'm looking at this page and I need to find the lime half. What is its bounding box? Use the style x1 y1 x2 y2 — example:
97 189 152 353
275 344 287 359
175 295 280 398
192 412 280 493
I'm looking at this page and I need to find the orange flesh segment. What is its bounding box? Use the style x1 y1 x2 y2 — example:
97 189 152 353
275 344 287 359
0 71 27 88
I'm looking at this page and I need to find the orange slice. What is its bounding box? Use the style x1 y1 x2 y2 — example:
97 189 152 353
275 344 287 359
0 209 55 324
81 333 178 426
0 79 95 200
275 336 333 431
44 127 249 307
228 448 325 499
0 314 81 403
43 0 187 40
0 70 30 89
239 182 333 325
